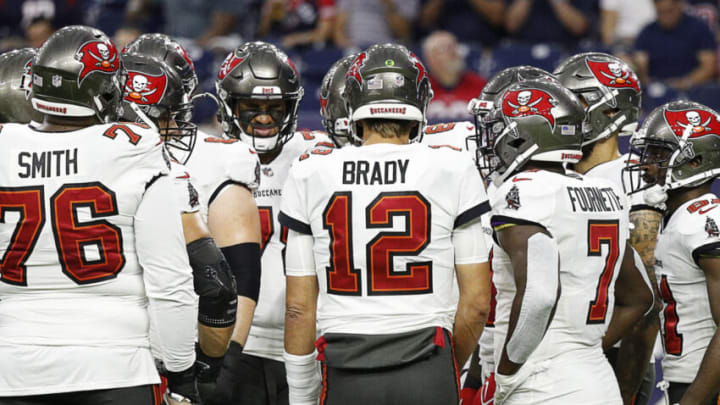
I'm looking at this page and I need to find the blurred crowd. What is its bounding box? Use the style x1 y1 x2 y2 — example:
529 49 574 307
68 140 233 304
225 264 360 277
3 0 719 127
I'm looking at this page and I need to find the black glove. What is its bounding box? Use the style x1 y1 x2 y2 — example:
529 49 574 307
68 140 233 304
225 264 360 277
165 364 201 404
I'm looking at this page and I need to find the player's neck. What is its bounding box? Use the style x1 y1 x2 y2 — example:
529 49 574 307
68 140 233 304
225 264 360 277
666 182 713 217
34 115 99 132
259 148 282 165
573 135 620 174
362 131 410 146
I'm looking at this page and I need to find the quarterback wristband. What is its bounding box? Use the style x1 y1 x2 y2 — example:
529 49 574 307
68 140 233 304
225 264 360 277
284 350 321 404
221 243 261 302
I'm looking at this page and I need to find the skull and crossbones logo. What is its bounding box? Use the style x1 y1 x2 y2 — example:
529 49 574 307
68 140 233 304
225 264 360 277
87 43 117 69
679 111 712 134
507 90 541 114
599 62 631 85
125 74 158 102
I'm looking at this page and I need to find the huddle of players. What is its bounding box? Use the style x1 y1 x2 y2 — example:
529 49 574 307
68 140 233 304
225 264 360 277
0 23 719 405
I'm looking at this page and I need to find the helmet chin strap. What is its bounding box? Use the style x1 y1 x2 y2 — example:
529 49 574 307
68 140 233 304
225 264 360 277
238 126 281 153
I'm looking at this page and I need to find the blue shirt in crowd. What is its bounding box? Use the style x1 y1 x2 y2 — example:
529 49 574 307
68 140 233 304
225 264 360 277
635 13 717 80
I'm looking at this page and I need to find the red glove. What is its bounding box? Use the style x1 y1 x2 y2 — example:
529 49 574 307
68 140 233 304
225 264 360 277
460 387 477 404
474 372 496 405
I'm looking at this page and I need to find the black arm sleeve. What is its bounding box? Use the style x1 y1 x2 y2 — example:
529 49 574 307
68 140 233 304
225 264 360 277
221 242 261 302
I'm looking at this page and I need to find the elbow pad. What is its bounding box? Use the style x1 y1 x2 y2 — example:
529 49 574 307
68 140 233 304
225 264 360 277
221 243 261 302
506 232 559 364
187 237 238 327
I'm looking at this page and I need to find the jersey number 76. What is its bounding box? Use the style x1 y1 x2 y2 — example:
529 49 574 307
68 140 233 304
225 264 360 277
0 183 124 286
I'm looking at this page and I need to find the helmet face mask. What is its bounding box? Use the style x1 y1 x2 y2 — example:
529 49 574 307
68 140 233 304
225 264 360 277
625 101 720 194
215 42 303 154
554 52 641 146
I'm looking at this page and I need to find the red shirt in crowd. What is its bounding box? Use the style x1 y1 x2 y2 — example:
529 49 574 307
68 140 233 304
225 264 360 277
427 71 486 123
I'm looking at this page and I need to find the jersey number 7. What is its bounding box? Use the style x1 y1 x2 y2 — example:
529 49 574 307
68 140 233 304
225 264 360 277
322 191 432 296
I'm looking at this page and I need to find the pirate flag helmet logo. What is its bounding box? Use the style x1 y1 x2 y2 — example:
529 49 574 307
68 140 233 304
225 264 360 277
124 70 168 105
502 88 557 129
663 108 720 139
346 52 367 87
217 50 245 81
74 39 119 84
586 59 641 93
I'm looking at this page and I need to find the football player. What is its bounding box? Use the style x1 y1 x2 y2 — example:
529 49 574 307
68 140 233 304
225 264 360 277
460 65 560 405
0 48 40 124
0 26 198 404
280 43 491 405
319 53 357 148
211 41 331 405
477 79 653 404
119 51 248 395
554 52 661 405
627 100 720 405
124 33 262 393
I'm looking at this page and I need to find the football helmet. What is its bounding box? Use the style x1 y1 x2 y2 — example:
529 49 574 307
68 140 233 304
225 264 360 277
477 79 586 185
625 100 720 192
554 52 641 146
469 65 558 120
120 53 197 164
320 53 357 147
342 43 433 143
31 25 123 122
0 48 41 123
468 66 558 166
123 33 198 95
215 41 303 153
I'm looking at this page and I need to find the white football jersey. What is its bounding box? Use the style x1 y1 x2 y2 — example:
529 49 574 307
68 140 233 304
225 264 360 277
490 169 629 365
280 142 489 335
245 130 333 361
656 193 720 383
183 129 261 219
584 153 645 209
168 160 201 214
420 121 477 157
0 122 184 395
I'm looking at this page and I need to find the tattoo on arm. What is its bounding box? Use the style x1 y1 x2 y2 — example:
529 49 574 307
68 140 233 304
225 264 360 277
629 209 662 285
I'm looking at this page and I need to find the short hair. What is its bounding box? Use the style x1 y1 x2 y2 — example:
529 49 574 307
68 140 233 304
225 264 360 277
361 119 416 139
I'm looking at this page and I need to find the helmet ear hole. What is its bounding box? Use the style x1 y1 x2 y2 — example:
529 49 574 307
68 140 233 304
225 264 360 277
508 137 525 149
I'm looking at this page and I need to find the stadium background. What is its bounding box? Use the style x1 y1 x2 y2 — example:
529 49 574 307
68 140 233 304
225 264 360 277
1 0 719 402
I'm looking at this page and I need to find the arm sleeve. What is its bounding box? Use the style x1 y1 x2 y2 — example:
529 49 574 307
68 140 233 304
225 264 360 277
279 163 312 235
136 174 198 372
285 230 317 277
453 218 490 265
455 154 491 229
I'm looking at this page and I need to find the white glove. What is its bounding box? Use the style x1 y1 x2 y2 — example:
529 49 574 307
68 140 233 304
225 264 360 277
493 367 531 405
